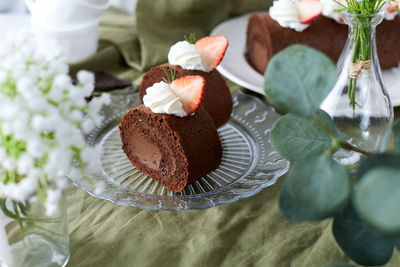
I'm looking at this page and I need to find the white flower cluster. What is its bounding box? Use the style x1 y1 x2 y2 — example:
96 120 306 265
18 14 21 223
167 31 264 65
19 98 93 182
0 31 110 216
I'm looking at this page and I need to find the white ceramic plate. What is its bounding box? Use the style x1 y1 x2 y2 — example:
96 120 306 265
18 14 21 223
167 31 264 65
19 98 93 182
211 13 400 106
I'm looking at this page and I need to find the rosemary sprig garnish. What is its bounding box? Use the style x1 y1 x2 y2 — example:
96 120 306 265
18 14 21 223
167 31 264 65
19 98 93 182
332 0 387 110
162 67 177 84
184 32 197 45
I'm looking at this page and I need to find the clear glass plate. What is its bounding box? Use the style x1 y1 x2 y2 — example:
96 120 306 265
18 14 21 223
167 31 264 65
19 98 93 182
68 90 289 210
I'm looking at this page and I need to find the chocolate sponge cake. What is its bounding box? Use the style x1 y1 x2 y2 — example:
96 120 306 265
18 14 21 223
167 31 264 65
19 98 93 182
247 13 400 74
139 63 232 128
119 105 222 192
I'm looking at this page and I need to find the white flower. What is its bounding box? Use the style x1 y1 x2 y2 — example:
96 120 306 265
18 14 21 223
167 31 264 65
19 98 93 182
81 118 96 134
81 146 100 172
69 110 84 122
2 158 16 171
1 176 37 202
77 70 95 86
45 189 62 216
0 148 6 162
31 114 50 133
0 30 110 210
17 153 34 175
27 137 46 159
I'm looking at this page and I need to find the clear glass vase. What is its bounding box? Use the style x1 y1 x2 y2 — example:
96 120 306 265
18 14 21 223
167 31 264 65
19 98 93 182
321 11 393 166
0 193 70 267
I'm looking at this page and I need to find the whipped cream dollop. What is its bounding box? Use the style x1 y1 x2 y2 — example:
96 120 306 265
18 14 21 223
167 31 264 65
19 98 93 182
143 81 187 117
320 0 344 23
384 1 399 20
168 41 206 72
269 0 309 32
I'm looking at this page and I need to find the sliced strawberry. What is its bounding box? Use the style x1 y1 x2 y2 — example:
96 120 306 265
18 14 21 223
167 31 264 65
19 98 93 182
295 0 322 24
195 35 229 72
170 75 205 114
388 1 398 13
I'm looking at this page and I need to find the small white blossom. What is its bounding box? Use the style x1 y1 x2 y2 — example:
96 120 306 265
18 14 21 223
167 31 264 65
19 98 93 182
45 189 62 216
77 70 95 86
17 153 34 175
27 137 46 159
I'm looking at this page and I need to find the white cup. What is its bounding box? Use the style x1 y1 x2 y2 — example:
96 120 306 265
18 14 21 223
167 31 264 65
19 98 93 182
25 0 109 28
33 20 100 63
110 0 137 15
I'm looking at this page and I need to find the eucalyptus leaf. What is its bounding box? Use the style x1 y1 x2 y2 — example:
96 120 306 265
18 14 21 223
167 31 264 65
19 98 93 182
271 109 342 162
279 181 329 222
354 167 400 233
394 120 400 154
287 153 350 214
357 154 400 180
333 205 393 266
264 45 336 118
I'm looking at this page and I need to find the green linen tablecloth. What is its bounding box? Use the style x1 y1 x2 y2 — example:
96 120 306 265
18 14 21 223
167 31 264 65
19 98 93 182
68 1 400 266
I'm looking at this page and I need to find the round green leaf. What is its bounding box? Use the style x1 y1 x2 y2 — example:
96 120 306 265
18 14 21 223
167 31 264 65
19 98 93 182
357 154 400 180
333 205 393 266
271 109 342 162
287 153 350 214
279 181 329 222
354 167 400 233
264 45 336 119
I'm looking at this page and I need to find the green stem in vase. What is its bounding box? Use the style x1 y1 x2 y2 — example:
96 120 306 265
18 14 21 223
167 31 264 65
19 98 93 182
334 0 387 109
348 17 372 110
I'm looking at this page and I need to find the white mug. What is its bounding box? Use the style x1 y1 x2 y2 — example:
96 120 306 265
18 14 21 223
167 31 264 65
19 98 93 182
33 20 100 63
24 0 109 29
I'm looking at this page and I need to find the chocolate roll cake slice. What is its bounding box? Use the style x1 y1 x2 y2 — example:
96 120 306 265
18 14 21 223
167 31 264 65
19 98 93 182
246 13 400 74
120 75 223 192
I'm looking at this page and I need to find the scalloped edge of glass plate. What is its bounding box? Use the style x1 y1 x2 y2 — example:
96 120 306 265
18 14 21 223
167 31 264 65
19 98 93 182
68 90 289 211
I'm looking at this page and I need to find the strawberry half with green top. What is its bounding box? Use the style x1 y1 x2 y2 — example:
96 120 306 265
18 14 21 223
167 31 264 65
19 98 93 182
388 1 398 13
195 35 229 72
296 0 322 24
170 75 205 114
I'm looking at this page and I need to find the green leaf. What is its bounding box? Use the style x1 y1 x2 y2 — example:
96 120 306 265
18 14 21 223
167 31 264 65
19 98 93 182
271 110 342 162
394 120 400 154
357 154 400 180
287 153 350 214
354 167 400 233
279 181 329 222
333 205 393 266
264 44 336 118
